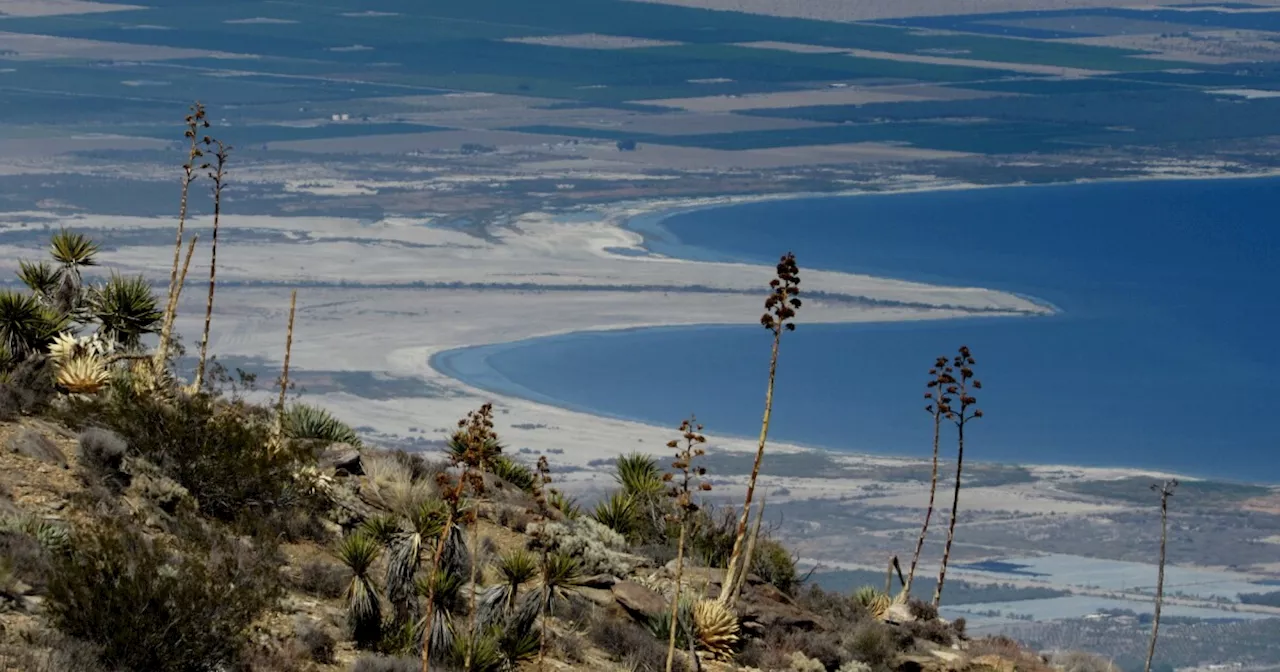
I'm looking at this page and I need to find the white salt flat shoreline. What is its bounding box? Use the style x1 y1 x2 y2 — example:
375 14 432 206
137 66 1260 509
0 170 1253 493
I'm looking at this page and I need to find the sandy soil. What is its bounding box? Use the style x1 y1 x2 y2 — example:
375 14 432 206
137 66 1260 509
0 30 240 61
624 0 1280 22
0 0 139 17
1064 30 1280 64
739 41 1107 76
505 33 683 49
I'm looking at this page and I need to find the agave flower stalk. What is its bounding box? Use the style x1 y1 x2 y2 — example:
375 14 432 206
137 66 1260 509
906 357 954 598
155 103 209 371
934 346 983 607
195 138 230 392
720 253 800 607
664 416 712 672
1145 479 1178 672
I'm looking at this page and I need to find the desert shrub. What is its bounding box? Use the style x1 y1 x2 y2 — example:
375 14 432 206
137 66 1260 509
551 629 586 663
847 621 897 668
589 615 687 672
969 636 1054 672
752 539 801 594
632 541 678 567
791 651 827 672
838 661 873 672
296 620 337 664
351 654 421 672
0 629 107 672
0 527 53 591
77 427 129 493
63 388 309 523
293 559 348 598
904 618 954 646
688 505 738 568
796 585 869 624
1051 651 1120 672
496 506 533 532
528 518 637 576
774 630 844 671
952 617 967 639
907 597 938 622
44 517 282 672
736 638 768 669
0 356 56 420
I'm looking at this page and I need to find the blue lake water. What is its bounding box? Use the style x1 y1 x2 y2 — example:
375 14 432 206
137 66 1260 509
432 178 1280 482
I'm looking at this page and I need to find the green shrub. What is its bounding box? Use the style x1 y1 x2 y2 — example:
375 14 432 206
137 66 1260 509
77 428 129 493
752 539 801 594
589 615 686 672
847 620 897 668
0 356 56 421
45 517 281 672
282 402 362 447
489 455 537 492
66 388 314 526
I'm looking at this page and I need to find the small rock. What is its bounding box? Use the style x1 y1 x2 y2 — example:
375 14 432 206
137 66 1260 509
321 443 362 475
6 428 66 467
612 580 667 617
577 587 616 607
883 601 916 625
579 573 618 589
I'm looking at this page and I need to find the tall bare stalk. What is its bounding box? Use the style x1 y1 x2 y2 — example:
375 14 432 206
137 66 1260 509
728 496 765 605
720 253 801 607
1145 479 1178 672
194 139 230 392
274 290 297 440
934 346 982 607
906 357 954 597
664 417 711 672
154 103 209 372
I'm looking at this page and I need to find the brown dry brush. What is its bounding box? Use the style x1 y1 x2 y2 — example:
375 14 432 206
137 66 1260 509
154 103 210 373
906 357 955 598
421 403 495 672
1145 479 1178 672
664 416 711 672
720 253 801 607
194 139 230 392
933 346 983 607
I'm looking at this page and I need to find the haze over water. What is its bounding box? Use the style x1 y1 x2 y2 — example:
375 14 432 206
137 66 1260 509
434 178 1280 481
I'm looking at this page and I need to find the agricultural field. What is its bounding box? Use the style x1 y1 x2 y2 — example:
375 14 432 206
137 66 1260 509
2 0 1280 163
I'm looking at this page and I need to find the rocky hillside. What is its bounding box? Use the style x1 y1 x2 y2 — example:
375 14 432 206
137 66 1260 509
0 391 1111 672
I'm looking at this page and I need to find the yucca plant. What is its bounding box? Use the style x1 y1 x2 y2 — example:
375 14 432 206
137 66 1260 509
493 549 538 613
337 532 383 649
488 455 535 491
591 491 636 538
0 290 65 360
17 259 61 300
88 274 162 352
536 551 582 667
360 514 402 546
692 599 739 661
547 490 581 520
387 499 449 629
282 403 362 447
49 229 100 274
418 569 465 661
448 627 505 672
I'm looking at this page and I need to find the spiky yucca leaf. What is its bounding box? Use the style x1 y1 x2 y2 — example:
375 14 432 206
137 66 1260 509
55 355 110 394
591 491 636 537
448 627 505 672
494 549 538 611
337 533 382 647
692 599 740 661
49 229 99 270
359 514 402 546
853 585 882 608
489 455 536 491
282 402 362 447
47 332 78 362
0 290 65 359
538 551 582 611
418 569 465 656
547 490 581 520
89 274 161 351
614 452 663 497
18 259 61 298
646 594 696 647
